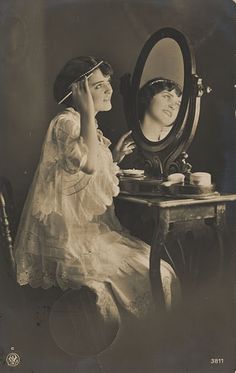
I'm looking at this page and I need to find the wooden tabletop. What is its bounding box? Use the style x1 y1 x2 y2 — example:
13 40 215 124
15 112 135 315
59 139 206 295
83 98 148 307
117 193 236 208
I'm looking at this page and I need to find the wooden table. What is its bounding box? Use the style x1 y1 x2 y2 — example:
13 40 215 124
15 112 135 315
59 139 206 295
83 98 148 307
118 193 236 308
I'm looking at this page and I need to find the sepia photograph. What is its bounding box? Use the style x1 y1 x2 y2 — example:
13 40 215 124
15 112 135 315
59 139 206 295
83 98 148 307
0 0 236 372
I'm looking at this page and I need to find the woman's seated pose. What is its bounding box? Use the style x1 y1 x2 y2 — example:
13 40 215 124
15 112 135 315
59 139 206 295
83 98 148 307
138 78 182 142
14 57 181 322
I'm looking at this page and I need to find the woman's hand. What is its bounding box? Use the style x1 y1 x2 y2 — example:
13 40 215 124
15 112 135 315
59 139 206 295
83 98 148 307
72 77 95 117
112 130 136 164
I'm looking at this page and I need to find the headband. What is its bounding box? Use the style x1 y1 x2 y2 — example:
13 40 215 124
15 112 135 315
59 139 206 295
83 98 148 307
58 60 104 105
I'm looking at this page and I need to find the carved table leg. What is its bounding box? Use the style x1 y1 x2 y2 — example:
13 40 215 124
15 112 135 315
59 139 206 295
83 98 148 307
205 203 226 277
149 208 170 309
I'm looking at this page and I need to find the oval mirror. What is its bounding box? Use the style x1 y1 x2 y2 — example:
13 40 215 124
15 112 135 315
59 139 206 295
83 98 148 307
139 38 184 142
121 27 204 177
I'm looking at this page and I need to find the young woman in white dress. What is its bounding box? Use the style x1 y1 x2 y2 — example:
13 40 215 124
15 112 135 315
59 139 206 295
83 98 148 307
14 57 180 323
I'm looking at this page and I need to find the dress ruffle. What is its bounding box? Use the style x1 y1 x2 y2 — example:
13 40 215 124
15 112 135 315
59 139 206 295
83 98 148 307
68 150 120 224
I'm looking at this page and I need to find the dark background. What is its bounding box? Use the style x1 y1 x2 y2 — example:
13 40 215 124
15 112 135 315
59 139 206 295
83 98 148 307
0 0 235 217
0 1 236 372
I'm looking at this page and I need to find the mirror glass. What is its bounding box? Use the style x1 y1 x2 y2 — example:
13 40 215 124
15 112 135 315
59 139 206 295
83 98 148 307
138 38 184 142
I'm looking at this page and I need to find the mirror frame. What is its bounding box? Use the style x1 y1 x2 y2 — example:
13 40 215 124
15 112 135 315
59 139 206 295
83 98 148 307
121 27 204 177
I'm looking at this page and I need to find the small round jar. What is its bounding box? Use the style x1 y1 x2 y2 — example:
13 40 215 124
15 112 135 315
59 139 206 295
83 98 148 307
190 172 211 186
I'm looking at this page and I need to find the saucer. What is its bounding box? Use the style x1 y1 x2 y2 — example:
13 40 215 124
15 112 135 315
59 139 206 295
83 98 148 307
120 169 145 177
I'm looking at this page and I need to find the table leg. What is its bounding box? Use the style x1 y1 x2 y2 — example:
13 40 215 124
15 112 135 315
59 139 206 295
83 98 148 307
149 208 170 309
213 205 226 274
204 204 226 276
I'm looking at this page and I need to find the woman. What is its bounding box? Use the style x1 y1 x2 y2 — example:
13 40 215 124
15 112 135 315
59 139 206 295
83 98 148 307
138 78 182 142
14 57 180 320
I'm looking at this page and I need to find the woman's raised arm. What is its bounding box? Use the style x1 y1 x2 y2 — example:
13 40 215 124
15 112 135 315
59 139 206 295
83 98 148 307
72 77 98 174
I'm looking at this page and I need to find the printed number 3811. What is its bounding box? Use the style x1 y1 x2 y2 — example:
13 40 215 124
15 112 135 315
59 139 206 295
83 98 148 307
210 358 224 364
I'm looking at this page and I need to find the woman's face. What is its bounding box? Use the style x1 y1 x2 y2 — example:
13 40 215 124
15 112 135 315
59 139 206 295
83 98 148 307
147 89 181 127
88 68 113 112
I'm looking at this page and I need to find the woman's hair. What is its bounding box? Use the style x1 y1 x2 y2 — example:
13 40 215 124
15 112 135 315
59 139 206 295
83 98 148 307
53 56 113 106
138 77 182 122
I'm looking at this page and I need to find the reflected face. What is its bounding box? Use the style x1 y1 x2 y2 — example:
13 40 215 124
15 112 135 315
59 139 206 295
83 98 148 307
88 68 113 112
147 89 181 127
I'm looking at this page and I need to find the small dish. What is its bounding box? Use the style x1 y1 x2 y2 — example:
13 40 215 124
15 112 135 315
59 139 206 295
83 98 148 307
121 169 145 177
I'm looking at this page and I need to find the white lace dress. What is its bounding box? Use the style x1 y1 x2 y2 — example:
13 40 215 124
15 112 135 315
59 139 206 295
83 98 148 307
14 107 180 319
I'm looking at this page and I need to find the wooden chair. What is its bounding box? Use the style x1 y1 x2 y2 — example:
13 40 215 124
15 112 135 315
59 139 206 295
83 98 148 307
0 177 16 278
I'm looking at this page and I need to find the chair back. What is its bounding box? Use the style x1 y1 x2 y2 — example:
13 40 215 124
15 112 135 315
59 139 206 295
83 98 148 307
0 177 16 278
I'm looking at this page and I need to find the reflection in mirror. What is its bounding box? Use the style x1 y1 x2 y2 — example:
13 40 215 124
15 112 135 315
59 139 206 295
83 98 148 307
138 37 184 142
138 78 182 142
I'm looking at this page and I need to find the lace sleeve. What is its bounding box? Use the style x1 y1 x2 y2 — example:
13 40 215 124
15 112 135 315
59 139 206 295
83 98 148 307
29 109 88 222
29 110 119 224
53 112 87 174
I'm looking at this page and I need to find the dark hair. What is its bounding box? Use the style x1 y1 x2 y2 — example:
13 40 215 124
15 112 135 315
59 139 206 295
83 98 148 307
138 77 182 122
53 56 113 106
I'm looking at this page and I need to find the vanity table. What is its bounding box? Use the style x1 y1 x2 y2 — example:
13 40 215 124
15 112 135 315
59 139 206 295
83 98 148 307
118 193 236 308
119 27 235 309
